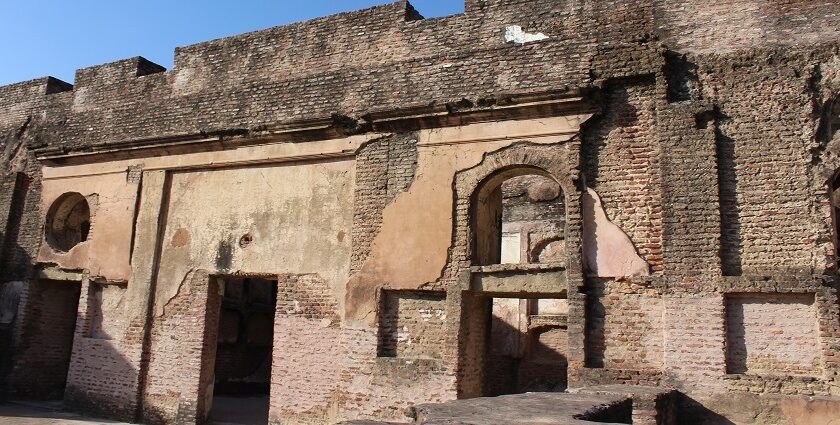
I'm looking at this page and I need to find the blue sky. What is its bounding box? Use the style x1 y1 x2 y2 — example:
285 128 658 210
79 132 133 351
0 1 464 86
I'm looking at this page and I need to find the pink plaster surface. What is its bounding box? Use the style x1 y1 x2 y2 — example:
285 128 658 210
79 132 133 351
37 172 139 281
582 188 650 278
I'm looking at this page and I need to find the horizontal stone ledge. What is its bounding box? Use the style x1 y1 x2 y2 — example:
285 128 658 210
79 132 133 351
469 263 567 295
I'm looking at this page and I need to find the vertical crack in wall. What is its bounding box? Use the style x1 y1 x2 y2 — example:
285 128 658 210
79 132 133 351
127 166 144 266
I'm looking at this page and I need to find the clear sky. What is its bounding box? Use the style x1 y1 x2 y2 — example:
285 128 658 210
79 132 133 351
0 1 464 87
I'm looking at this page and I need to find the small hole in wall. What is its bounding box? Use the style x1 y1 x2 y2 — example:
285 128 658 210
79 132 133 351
239 233 254 249
695 110 715 129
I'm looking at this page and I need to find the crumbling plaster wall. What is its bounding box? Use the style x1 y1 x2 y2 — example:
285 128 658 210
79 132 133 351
37 171 139 282
346 115 592 325
155 161 354 315
582 81 663 274
341 115 595 423
143 160 355 420
2 0 840 424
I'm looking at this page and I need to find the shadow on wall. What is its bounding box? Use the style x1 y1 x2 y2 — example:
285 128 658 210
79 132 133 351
11 278 82 400
580 84 639 190
714 110 743 277
0 232 29 403
484 308 568 397
676 395 737 425
2 271 178 424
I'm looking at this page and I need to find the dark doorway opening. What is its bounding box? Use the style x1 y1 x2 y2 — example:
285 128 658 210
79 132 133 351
483 296 568 396
13 279 81 400
208 277 277 425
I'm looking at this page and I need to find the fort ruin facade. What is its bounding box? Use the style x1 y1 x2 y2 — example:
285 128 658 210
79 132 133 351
2 0 840 424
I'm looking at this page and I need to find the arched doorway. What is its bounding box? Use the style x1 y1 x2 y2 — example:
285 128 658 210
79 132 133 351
468 166 570 396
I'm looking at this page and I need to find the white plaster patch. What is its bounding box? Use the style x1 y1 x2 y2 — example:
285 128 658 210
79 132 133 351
504 25 549 45
398 326 411 346
500 232 521 264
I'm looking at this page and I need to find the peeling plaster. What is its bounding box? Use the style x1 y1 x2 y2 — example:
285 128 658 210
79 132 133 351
158 270 195 318
346 116 591 324
155 161 354 317
582 188 650 278
37 173 140 281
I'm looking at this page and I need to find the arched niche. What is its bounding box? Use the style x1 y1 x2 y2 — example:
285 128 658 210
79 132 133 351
453 143 581 274
470 166 565 266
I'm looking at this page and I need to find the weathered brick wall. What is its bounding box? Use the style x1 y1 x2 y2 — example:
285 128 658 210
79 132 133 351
9 279 81 399
0 77 73 279
3 0 840 424
340 334 451 423
142 270 218 425
698 53 822 275
585 279 664 371
654 0 840 55
0 80 73 400
518 326 568 392
725 293 821 377
377 291 446 359
656 96 723 277
455 293 493 399
0 0 707 157
582 81 664 273
0 173 31 278
66 278 139 422
271 274 344 424
270 275 451 423
351 133 418 273
662 292 727 394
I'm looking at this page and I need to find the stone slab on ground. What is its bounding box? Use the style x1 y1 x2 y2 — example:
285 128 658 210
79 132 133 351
411 392 631 425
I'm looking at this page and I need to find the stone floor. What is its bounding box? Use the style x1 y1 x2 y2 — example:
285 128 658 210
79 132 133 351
342 392 634 425
0 396 270 425
208 396 270 425
0 401 128 425
412 392 631 425
1 391 644 425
